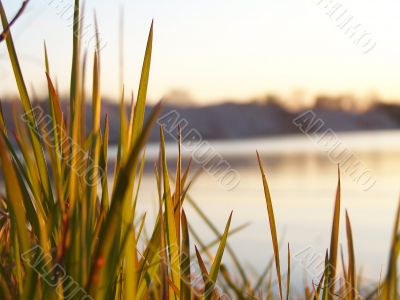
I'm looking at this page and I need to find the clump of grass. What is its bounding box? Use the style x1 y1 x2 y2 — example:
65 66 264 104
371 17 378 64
0 1 399 299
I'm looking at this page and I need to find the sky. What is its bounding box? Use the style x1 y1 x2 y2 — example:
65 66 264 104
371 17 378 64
0 0 399 105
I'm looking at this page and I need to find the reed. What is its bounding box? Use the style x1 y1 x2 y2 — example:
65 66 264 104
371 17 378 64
0 1 397 299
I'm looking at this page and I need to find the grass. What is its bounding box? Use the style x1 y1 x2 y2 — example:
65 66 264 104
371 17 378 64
0 1 399 299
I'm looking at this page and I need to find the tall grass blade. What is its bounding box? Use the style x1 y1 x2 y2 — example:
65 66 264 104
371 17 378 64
257 151 283 300
345 210 356 299
131 21 153 147
286 243 291 300
209 211 233 283
70 0 80 117
180 209 191 300
328 167 341 299
205 211 233 300
160 127 180 299
0 0 53 207
87 103 161 299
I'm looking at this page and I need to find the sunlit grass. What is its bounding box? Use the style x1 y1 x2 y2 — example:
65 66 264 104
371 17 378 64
0 1 399 299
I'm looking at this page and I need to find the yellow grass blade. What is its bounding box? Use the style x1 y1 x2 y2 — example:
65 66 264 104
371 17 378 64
345 210 356 299
0 135 33 298
180 209 191 300
257 151 283 300
328 167 341 299
160 127 181 299
174 128 182 245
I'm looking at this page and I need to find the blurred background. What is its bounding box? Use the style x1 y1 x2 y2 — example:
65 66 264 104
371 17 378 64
1 0 400 104
1 0 400 289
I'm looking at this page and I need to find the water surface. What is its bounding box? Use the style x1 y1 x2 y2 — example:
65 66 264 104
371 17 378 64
117 130 400 288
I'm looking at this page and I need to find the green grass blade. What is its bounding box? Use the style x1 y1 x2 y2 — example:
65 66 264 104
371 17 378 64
193 213 232 300
195 222 230 300
87 103 161 299
0 0 53 208
187 194 249 287
209 211 232 283
132 149 147 220
70 0 80 117
131 21 153 147
100 114 110 211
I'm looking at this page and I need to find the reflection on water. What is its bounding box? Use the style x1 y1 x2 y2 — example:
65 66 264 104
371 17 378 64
131 130 400 286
